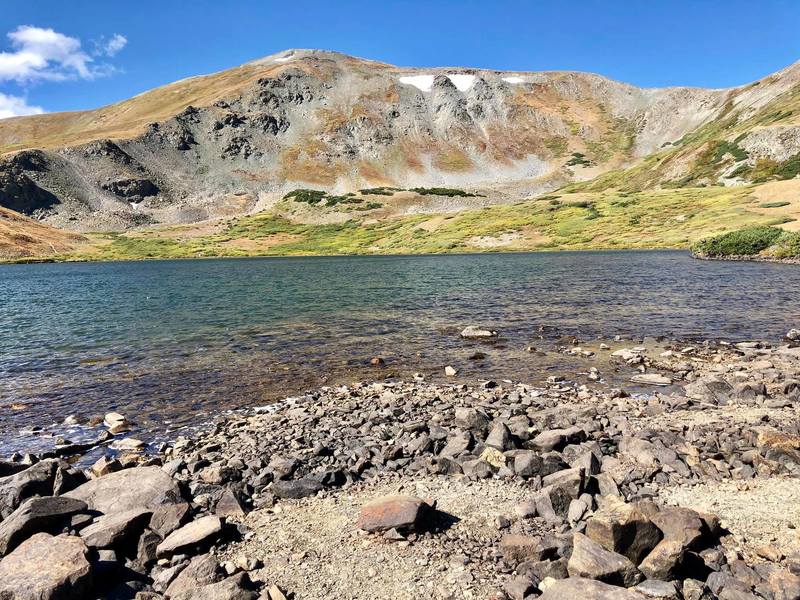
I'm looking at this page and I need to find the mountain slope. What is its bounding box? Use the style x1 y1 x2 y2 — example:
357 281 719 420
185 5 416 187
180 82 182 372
0 49 742 231
0 50 798 249
0 206 85 259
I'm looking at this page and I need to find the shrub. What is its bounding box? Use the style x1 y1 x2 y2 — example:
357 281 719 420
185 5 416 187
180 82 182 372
410 187 478 197
359 187 400 196
283 189 327 204
565 152 593 167
692 226 783 257
759 201 791 208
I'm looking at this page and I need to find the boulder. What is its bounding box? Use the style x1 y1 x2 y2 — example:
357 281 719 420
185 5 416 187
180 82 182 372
64 466 182 514
170 572 258 600
0 533 92 599
631 374 672 386
500 534 558 565
532 427 585 452
568 532 642 587
634 579 681 599
638 540 686 581
149 502 190 538
79 508 152 549
156 515 224 557
460 326 497 339
485 422 513 451
0 496 87 555
539 577 647 599
513 451 543 478
0 460 59 518
454 407 489 431
164 553 221 596
91 456 122 478
585 496 662 564
271 478 323 499
357 495 429 533
649 507 707 549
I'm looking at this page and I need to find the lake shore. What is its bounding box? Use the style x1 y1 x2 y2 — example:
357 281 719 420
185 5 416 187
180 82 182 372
2 335 800 598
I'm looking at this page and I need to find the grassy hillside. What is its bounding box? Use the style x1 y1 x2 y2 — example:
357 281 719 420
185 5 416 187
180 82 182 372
0 206 85 259
37 184 794 262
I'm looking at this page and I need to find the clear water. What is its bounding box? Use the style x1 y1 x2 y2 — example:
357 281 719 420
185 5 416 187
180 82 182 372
1 250 798 455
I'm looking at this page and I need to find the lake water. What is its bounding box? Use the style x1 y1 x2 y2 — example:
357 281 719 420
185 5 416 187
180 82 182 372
1 250 798 455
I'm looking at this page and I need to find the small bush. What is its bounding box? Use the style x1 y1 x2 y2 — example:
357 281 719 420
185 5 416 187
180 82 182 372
565 152 593 167
359 187 400 196
692 226 783 257
410 187 478 197
283 189 327 204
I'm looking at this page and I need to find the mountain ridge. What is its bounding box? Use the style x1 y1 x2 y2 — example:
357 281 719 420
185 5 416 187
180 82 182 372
0 49 798 256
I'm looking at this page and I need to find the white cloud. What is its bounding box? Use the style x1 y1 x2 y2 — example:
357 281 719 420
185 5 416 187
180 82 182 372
96 33 127 57
0 92 44 119
0 25 126 83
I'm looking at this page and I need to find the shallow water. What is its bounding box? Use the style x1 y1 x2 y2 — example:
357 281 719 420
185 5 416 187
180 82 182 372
1 250 798 455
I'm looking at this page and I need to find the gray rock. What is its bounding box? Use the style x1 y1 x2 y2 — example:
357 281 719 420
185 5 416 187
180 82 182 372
79 508 152 549
634 579 681 599
454 407 489 431
485 422 513 450
156 515 224 557
568 532 643 587
0 496 87 555
170 572 258 600
539 577 648 599
271 478 323 499
149 502 190 538
64 466 182 514
513 451 543 478
0 460 60 518
0 533 92 600
639 540 686 581
460 326 497 339
585 496 662 564
164 553 221 596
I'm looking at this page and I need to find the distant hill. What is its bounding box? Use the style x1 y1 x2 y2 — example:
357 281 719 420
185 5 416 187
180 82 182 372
0 50 798 260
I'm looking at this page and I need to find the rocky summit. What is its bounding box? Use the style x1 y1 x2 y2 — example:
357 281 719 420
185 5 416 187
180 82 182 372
1 49 799 239
0 336 800 598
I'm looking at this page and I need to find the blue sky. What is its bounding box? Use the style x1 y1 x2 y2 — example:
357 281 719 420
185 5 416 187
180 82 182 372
0 0 798 118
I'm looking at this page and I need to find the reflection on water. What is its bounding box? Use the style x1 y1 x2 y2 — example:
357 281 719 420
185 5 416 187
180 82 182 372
1 250 798 454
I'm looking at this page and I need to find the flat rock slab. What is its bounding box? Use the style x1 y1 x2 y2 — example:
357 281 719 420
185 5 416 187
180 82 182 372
157 515 223 557
271 478 323 499
357 495 430 533
64 466 182 514
540 577 647 599
0 496 87 555
170 572 258 600
631 373 673 386
79 507 152 548
0 532 92 600
568 532 642 587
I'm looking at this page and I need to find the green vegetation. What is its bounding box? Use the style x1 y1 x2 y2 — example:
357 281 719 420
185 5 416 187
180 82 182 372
283 188 369 207
729 153 800 183
565 152 593 167
56 185 792 263
410 187 479 197
693 226 800 259
759 201 791 208
359 187 399 196
692 226 783 257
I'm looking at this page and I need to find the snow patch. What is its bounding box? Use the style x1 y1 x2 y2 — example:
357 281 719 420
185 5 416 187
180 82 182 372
399 74 435 92
503 76 525 85
447 74 475 92
129 202 141 210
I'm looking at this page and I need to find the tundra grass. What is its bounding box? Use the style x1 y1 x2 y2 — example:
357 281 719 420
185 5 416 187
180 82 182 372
58 185 789 262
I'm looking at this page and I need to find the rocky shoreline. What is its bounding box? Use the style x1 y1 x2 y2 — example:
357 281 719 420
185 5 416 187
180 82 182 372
691 252 800 265
1 332 800 599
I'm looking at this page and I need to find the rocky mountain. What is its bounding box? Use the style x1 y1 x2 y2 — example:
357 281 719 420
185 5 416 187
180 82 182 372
0 49 798 234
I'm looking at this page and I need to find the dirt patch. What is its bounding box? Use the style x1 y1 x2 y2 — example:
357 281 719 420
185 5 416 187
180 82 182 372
220 233 302 251
662 477 800 560
750 179 800 231
221 476 531 600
